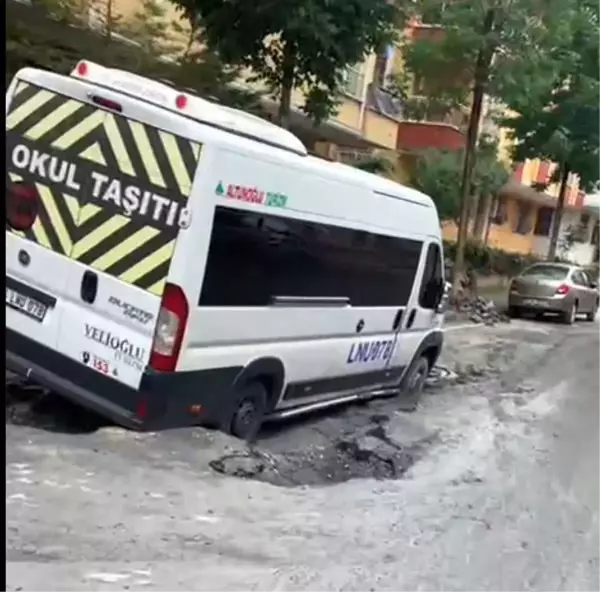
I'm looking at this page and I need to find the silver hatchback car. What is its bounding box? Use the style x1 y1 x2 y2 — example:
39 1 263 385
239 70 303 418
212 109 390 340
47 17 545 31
508 262 599 324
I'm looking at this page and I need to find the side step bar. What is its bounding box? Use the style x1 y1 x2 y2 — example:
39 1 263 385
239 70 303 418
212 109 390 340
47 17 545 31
267 387 400 421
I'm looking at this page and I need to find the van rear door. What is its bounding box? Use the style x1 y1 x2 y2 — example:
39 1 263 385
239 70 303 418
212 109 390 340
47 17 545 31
6 71 202 389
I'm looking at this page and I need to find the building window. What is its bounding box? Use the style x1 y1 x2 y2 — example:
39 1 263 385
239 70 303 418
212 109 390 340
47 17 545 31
490 196 508 225
341 65 365 99
514 203 533 235
534 206 553 236
578 213 591 243
591 221 599 246
199 206 424 308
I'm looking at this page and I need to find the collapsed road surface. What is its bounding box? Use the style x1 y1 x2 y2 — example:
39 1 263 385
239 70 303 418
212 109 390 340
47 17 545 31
6 317 600 591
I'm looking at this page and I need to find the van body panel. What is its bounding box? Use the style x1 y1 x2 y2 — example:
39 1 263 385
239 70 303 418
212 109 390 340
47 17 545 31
6 80 201 296
6 70 202 391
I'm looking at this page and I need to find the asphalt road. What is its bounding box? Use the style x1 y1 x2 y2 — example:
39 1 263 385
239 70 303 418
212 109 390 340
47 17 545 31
6 317 600 591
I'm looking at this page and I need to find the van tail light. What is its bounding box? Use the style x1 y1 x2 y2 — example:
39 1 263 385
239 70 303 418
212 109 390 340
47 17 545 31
150 284 189 372
6 182 39 231
555 284 570 296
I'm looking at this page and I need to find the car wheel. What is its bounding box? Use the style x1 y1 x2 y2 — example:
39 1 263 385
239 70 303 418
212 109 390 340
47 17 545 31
562 302 577 325
508 306 521 319
227 381 267 441
586 301 598 322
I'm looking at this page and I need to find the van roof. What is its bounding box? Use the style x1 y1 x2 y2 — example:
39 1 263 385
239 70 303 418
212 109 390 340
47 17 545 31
67 62 434 211
306 156 436 209
70 60 308 157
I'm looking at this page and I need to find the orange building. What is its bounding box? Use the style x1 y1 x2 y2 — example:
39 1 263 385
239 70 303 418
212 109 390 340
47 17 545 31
442 158 599 264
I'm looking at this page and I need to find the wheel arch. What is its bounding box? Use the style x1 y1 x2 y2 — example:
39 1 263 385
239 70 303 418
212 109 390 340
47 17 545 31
399 330 444 390
232 356 285 412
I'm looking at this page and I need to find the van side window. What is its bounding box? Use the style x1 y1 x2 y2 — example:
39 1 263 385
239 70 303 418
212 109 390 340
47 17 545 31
199 206 423 307
419 242 443 309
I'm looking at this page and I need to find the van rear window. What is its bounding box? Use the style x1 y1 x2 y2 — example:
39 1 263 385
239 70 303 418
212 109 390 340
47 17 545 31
199 206 423 307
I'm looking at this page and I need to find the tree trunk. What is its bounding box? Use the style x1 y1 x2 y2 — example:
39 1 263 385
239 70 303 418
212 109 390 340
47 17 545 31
277 43 295 129
182 16 197 62
105 0 113 42
473 193 493 242
547 164 570 261
467 193 479 234
452 8 495 296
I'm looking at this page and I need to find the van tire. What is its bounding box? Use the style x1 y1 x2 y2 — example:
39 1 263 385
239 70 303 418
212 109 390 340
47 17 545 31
228 381 267 441
400 355 430 410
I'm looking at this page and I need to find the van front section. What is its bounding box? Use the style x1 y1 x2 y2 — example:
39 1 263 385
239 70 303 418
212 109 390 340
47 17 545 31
5 70 202 426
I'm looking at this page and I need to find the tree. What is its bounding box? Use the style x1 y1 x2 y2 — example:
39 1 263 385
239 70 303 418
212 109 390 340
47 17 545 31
410 137 510 224
7 0 260 113
169 0 401 128
124 0 178 65
500 0 600 260
400 0 584 292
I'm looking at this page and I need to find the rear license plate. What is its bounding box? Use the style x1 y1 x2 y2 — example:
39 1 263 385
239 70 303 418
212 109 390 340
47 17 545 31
6 286 48 321
523 298 547 307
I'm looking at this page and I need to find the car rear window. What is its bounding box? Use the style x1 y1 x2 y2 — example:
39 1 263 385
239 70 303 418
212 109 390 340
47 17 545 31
521 265 569 280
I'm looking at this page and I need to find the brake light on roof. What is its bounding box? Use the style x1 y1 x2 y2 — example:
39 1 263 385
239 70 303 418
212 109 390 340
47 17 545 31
150 284 189 372
175 94 188 110
76 61 88 77
555 284 570 295
6 181 39 231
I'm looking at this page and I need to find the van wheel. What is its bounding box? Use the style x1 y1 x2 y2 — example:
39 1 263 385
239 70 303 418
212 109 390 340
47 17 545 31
400 355 430 410
228 382 267 441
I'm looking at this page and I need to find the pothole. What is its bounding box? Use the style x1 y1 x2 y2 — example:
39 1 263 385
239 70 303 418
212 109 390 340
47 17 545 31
209 419 439 487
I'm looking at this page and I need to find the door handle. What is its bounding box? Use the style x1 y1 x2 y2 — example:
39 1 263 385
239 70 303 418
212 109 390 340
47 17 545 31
80 270 98 304
406 309 416 329
392 309 403 331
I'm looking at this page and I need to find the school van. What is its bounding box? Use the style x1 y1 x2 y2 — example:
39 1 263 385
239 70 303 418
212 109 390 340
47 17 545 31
5 61 446 440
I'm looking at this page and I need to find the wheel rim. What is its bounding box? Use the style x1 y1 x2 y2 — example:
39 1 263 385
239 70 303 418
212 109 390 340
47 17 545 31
571 305 577 323
410 361 428 392
236 399 256 431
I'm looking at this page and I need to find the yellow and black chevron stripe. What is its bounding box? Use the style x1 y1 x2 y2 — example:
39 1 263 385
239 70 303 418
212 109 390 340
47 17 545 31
6 82 202 296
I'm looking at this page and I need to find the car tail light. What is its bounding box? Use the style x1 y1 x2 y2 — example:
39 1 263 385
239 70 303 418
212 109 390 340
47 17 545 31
555 284 570 296
6 182 39 231
150 284 189 372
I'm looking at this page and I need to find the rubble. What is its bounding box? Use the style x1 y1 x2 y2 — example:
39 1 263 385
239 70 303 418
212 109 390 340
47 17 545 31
458 296 511 325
